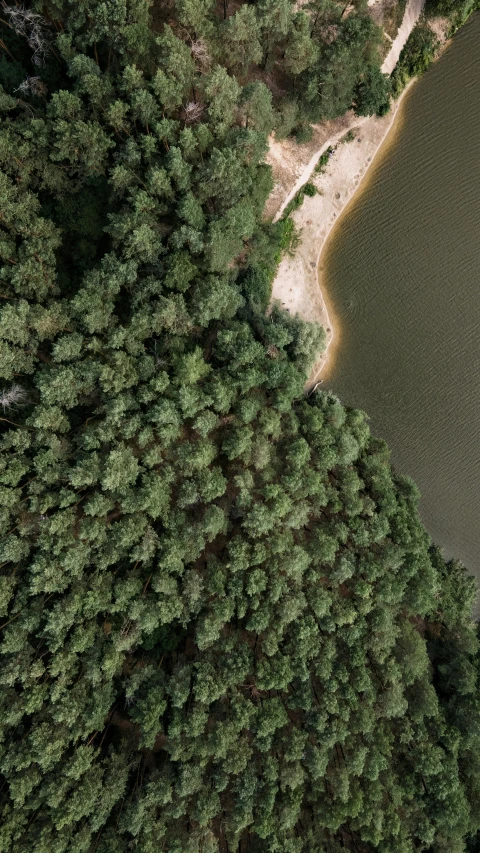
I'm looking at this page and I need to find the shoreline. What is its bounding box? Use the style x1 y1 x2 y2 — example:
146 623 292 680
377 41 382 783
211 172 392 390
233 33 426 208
265 0 430 387
266 0 458 388
270 82 415 386
313 81 417 384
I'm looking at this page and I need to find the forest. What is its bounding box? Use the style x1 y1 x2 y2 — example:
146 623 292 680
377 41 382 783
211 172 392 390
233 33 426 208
0 1 479 851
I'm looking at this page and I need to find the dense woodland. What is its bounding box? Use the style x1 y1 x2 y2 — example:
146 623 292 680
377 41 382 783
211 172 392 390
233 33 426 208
0 1 480 852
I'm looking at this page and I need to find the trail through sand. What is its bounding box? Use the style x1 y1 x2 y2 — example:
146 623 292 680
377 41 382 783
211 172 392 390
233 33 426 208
266 0 426 384
382 0 425 73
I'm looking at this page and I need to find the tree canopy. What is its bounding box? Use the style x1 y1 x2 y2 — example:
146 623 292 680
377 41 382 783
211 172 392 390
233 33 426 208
0 2 479 852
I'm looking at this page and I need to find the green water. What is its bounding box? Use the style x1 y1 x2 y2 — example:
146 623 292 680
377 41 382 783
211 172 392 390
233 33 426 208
323 12 480 578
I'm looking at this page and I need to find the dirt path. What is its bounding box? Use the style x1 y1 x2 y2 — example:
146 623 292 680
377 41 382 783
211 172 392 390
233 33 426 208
382 0 425 73
266 0 425 385
265 0 425 222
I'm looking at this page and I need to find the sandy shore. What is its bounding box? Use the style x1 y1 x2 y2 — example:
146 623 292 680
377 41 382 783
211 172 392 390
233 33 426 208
270 87 413 385
266 0 427 386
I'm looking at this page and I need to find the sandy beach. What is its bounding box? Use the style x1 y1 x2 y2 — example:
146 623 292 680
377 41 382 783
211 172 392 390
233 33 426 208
266 0 428 385
271 88 413 385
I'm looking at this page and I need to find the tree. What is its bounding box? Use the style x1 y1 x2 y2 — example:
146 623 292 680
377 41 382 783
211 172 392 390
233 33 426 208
0 3 479 853
239 82 275 133
175 0 216 38
256 0 295 68
284 11 319 77
202 65 241 134
354 65 391 116
221 5 263 74
153 26 195 112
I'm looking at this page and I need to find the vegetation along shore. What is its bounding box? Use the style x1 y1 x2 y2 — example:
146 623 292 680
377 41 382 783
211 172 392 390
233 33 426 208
1 1 480 852
269 0 461 385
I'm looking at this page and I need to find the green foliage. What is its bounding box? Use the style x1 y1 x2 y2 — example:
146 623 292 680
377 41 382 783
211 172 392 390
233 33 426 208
281 180 317 218
294 120 314 143
284 10 319 76
391 24 440 96
283 187 308 217
303 181 317 197
340 129 357 144
354 66 391 116
240 82 275 133
221 5 263 74
426 0 479 25
273 98 299 140
299 10 385 123
240 218 298 312
315 146 334 173
0 3 479 853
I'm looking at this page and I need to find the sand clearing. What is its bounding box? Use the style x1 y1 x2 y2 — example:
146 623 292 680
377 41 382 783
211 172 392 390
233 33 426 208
266 0 426 385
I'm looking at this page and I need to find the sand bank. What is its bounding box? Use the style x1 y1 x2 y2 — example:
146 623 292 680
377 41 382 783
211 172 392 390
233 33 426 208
270 87 413 385
266 0 426 386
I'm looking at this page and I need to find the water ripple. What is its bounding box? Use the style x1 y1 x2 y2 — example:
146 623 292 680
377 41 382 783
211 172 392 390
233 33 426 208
324 12 480 581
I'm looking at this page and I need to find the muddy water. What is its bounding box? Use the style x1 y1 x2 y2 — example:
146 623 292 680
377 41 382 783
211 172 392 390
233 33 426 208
323 13 480 579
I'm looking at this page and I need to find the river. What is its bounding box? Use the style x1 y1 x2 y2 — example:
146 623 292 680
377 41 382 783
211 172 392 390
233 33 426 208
322 12 480 581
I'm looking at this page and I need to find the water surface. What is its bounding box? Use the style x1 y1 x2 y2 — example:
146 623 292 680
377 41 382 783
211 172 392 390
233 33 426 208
323 13 480 578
